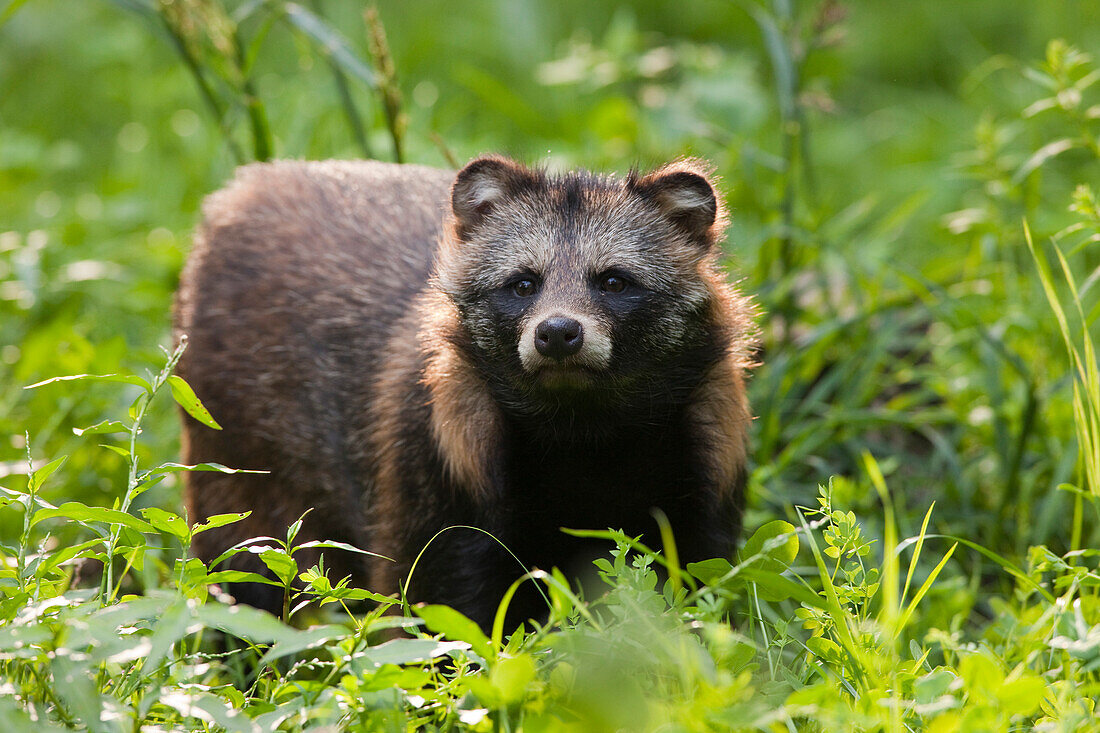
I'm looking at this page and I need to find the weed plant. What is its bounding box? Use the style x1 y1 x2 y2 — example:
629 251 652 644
1 1 1099 730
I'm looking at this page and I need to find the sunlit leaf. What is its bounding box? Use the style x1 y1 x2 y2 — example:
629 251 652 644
167 374 221 430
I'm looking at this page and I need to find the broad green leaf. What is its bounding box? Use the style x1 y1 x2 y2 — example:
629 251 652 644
739 520 799 572
28 456 67 493
914 669 956 703
997 676 1047 717
192 512 251 535
252 698 307 731
203 570 280 586
32 502 155 534
259 549 297 585
416 604 494 660
957 652 1003 693
686 558 735 586
0 622 52 654
351 638 470 672
255 625 348 667
140 507 189 540
198 603 302 645
740 566 825 607
805 635 844 664
0 695 68 731
157 690 256 733
50 656 117 733
36 537 106 578
167 375 221 429
491 653 537 705
127 599 199 694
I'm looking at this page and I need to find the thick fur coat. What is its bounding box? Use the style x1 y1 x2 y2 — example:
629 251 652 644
175 156 756 629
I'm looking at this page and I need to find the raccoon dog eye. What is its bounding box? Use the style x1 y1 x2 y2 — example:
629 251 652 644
512 279 538 297
599 275 627 294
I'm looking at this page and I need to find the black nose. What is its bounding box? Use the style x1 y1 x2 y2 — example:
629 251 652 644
534 316 584 359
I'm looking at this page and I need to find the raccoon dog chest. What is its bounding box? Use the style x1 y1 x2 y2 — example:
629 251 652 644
175 155 756 631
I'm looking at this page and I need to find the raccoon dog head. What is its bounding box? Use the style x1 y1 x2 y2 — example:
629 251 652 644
435 155 730 411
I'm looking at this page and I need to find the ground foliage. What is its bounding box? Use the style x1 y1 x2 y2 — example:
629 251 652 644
1 0 1099 730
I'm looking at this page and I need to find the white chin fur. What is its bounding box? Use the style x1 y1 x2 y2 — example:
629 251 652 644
518 313 612 372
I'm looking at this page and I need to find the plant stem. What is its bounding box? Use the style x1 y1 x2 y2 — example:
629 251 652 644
365 5 405 163
233 26 273 161
101 340 189 606
158 11 246 164
18 432 34 596
310 0 372 158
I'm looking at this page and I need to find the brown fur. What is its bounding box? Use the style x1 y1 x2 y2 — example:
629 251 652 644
420 291 505 499
175 156 757 629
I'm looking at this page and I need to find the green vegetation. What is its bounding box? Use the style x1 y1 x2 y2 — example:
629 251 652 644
2 0 1099 729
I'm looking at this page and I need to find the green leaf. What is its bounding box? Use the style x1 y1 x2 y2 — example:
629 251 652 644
739 520 799 572
192 512 251 535
296 539 391 560
0 622 52 654
351 638 470 672
197 603 302 645
145 462 266 476
167 375 221 429
1013 137 1078 183
0 0 34 29
805 636 844 664
914 669 956 704
997 676 1047 717
28 456 67 493
254 625 348 667
416 604 495 660
35 537 106 578
203 570 281 586
0 695 68 731
32 502 155 534
259 549 297 585
685 558 734 586
918 534 1055 603
24 373 152 392
491 653 537 705
50 655 116 733
740 567 825 607
128 599 198 693
72 420 129 437
156 689 256 733
139 507 190 541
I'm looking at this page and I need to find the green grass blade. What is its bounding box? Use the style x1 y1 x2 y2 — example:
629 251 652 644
863 452 899 634
895 542 957 637
921 534 1055 603
900 502 936 608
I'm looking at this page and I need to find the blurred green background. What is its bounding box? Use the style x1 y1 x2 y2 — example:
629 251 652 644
2 0 1099 584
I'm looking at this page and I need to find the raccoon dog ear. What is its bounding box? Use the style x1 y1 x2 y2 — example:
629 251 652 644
451 156 536 233
633 164 721 243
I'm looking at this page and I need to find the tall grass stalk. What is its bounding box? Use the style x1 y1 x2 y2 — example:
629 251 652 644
1026 223 1100 500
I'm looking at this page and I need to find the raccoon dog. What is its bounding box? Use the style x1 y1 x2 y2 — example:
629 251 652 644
175 155 756 630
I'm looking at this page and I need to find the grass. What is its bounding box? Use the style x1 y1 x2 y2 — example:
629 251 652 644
1 0 1100 729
